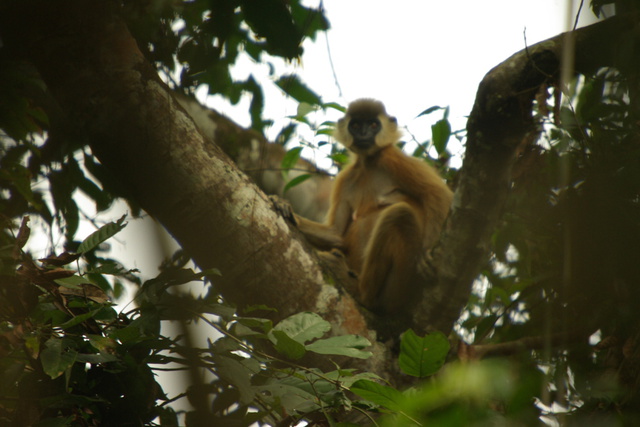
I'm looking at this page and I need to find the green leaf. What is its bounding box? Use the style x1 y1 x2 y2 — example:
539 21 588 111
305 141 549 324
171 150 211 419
244 76 265 131
109 324 142 344
272 312 331 345
56 309 101 330
213 355 256 404
296 101 316 117
416 105 443 117
254 383 318 414
576 76 605 121
76 174 113 212
87 335 117 353
77 214 127 254
280 146 303 179
0 164 40 208
24 334 40 359
323 102 346 113
235 316 273 333
283 173 312 193
202 303 237 319
398 329 449 378
41 338 77 379
275 123 297 145
88 261 128 276
54 275 85 289
431 118 451 155
272 330 306 360
350 379 404 411
306 335 372 359
474 314 499 342
276 75 322 105
316 127 334 136
244 304 278 314
329 153 349 165
330 371 383 388
157 406 179 426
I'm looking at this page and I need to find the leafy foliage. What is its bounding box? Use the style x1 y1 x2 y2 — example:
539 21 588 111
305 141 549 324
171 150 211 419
127 0 328 133
0 220 381 425
398 330 449 378
459 66 640 423
2 218 533 426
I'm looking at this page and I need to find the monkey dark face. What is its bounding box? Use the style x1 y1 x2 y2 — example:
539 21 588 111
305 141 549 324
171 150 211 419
348 118 381 149
334 98 402 156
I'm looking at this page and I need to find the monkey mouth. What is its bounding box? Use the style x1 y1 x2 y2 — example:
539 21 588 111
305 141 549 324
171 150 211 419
353 139 375 150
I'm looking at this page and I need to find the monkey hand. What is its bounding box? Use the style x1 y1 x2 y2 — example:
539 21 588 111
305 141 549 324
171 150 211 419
269 195 298 226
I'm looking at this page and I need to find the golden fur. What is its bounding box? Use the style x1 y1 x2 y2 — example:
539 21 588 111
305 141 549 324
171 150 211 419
295 99 453 313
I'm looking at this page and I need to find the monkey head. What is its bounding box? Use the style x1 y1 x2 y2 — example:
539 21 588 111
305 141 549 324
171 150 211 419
334 99 402 156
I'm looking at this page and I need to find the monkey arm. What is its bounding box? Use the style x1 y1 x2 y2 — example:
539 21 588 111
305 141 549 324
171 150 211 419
270 191 346 250
294 215 344 250
295 186 352 250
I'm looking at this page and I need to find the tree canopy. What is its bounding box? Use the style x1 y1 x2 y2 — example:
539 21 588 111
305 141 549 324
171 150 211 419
1 0 640 425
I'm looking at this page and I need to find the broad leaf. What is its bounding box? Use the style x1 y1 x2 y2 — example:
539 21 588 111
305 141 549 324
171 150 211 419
431 118 451 155
398 329 449 378
272 312 331 345
416 105 443 117
41 338 77 379
280 146 303 179
213 355 256 405
254 383 319 414
322 102 346 113
350 379 404 411
77 214 127 254
296 101 315 117
276 75 322 105
272 330 306 360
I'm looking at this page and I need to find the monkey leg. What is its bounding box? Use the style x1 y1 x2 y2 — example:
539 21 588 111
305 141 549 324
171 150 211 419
358 202 424 314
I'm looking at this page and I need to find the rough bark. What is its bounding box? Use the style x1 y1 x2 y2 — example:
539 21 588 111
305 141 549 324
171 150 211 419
174 94 332 222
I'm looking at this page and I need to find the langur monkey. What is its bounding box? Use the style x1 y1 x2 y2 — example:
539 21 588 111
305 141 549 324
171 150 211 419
292 99 453 314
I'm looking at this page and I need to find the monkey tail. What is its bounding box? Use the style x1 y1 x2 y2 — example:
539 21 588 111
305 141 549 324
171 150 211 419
358 202 424 313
